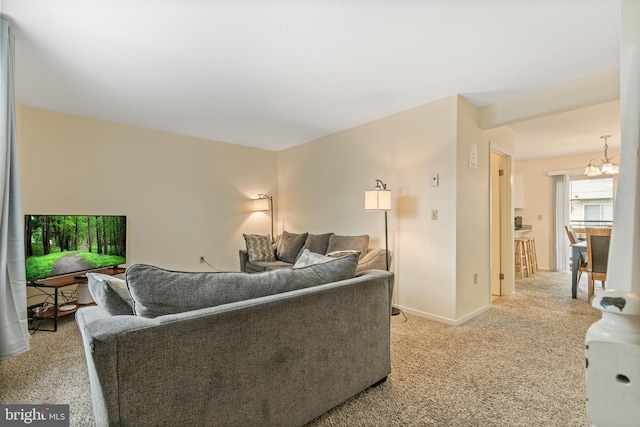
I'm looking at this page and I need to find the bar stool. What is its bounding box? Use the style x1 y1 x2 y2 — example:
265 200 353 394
525 237 538 274
514 238 531 278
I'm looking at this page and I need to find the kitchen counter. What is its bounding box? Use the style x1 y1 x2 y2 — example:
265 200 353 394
514 224 532 237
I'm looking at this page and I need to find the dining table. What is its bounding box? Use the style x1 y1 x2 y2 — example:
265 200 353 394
570 241 587 298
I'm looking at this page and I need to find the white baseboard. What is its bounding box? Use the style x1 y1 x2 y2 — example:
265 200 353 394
394 303 491 326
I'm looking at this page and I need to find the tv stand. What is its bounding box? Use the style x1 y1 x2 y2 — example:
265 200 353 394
27 266 126 332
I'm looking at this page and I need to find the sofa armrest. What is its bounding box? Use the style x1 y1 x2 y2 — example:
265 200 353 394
357 248 391 273
239 249 249 272
76 306 160 427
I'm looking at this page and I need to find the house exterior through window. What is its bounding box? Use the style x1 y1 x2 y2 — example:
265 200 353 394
570 177 614 228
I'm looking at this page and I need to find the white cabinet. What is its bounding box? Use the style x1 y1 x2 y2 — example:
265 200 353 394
514 172 525 210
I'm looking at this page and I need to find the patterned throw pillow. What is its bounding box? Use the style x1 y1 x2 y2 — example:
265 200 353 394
293 249 334 268
243 234 276 262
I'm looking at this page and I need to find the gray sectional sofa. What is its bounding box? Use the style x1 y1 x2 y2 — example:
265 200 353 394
240 231 391 274
77 254 394 427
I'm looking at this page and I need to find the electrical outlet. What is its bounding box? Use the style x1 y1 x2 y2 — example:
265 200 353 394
431 210 438 220
199 256 205 264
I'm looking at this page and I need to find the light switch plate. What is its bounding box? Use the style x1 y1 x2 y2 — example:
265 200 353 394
469 143 478 168
431 173 439 187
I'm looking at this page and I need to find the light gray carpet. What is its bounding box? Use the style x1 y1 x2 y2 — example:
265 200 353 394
0 271 601 426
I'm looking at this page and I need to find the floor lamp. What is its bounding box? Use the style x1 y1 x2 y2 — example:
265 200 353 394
365 179 399 316
253 194 274 243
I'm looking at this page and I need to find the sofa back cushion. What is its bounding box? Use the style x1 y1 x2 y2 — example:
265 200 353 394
126 252 359 318
87 273 134 316
276 231 308 263
326 234 369 260
300 233 334 255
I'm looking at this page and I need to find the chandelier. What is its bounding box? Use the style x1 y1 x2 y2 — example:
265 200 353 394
584 135 619 176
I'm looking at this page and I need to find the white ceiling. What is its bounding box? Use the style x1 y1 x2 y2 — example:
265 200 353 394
1 0 621 158
511 99 621 161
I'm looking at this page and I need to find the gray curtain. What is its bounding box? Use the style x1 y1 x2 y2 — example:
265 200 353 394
0 18 29 360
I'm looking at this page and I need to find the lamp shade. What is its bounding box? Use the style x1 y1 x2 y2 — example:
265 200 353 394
600 162 618 174
585 164 602 176
253 198 270 211
365 189 391 211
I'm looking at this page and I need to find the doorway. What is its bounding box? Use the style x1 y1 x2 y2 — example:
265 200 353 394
490 149 513 297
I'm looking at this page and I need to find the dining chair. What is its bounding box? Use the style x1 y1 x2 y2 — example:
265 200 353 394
565 225 587 282
564 225 577 244
585 227 611 301
572 227 587 241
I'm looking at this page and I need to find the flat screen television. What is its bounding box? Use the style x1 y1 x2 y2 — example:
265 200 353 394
24 214 126 283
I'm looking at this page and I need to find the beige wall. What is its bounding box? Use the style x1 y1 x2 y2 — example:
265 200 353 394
514 150 620 271
456 96 491 317
20 99 612 324
279 95 493 323
21 98 497 324
18 106 277 273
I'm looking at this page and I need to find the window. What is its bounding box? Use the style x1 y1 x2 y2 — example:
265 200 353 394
570 177 614 228
584 204 613 222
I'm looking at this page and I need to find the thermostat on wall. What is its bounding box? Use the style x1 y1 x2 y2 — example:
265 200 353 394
431 173 439 187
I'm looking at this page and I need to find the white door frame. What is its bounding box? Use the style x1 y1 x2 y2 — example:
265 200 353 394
490 145 515 296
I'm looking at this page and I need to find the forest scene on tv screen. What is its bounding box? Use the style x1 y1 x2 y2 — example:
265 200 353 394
25 215 126 282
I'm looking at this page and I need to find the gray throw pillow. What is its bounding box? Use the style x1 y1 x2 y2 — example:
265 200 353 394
126 253 359 318
87 272 134 316
293 249 334 268
326 234 369 260
301 233 334 255
243 234 276 262
276 231 309 263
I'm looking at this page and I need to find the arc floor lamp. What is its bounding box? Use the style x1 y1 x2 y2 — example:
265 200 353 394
365 179 398 315
253 194 274 242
